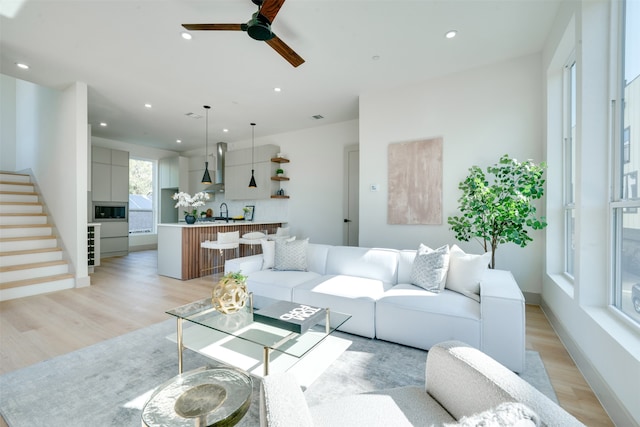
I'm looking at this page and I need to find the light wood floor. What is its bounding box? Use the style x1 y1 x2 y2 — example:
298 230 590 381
0 251 613 426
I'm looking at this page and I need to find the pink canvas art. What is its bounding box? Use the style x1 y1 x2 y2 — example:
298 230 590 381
388 137 443 224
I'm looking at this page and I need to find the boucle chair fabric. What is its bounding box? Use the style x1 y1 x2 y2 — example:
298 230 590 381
426 341 584 427
260 340 585 427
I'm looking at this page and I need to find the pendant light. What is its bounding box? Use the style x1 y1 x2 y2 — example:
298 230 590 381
201 105 212 184
248 122 257 188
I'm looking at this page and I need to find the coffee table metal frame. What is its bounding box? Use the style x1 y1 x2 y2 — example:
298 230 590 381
167 294 351 376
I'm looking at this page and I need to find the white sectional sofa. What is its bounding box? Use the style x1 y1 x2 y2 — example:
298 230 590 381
225 242 526 372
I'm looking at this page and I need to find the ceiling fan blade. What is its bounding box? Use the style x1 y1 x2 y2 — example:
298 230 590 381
182 23 244 31
266 35 305 67
259 0 286 24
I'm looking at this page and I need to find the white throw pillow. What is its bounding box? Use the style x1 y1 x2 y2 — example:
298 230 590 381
274 238 309 271
242 231 266 240
261 236 295 270
445 244 491 302
410 244 450 292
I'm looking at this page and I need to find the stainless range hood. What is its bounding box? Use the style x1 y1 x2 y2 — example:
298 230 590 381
204 142 227 193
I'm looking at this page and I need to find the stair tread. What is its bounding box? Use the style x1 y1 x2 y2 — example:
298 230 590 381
0 202 42 206
0 247 62 257
0 235 56 242
0 259 67 272
0 273 74 290
0 181 33 186
0 191 38 196
0 213 46 217
0 224 52 229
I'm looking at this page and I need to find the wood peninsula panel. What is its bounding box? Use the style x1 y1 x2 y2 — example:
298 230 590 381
180 223 281 280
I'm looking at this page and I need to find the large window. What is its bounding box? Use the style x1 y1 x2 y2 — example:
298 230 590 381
563 57 576 278
129 158 155 235
612 0 640 324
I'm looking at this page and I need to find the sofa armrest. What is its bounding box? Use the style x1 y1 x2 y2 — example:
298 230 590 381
224 254 264 275
260 372 314 427
426 341 585 427
480 269 526 373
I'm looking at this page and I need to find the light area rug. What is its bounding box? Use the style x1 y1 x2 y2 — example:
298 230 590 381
0 319 557 427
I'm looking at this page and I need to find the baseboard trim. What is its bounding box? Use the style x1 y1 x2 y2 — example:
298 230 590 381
540 299 639 427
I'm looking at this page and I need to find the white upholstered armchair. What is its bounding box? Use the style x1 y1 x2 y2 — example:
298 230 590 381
260 341 585 427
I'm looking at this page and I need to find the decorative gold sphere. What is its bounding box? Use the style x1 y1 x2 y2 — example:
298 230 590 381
212 276 248 314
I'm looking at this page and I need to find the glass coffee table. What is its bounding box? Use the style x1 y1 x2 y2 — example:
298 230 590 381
166 295 351 376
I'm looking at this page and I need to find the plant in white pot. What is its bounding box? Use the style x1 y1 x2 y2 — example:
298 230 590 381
276 168 284 177
447 154 547 269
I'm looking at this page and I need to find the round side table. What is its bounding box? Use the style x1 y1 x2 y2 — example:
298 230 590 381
141 366 252 427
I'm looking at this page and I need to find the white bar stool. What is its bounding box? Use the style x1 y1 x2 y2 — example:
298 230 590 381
239 231 267 256
201 231 239 275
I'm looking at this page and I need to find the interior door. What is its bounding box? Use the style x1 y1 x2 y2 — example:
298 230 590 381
343 145 359 246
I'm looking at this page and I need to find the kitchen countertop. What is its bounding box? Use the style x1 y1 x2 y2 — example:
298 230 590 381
158 221 283 228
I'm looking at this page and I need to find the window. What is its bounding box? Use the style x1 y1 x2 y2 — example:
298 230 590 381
129 158 155 235
612 0 640 324
563 57 576 278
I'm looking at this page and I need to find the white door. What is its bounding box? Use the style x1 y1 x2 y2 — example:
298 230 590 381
343 145 359 246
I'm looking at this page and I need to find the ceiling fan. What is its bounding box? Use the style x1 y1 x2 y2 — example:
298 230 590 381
182 0 305 68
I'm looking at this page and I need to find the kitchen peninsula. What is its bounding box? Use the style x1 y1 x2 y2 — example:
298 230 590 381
157 222 282 280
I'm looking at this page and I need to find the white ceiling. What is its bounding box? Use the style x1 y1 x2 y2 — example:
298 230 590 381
0 0 560 152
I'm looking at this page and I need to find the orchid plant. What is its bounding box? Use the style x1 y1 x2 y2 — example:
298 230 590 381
172 191 210 216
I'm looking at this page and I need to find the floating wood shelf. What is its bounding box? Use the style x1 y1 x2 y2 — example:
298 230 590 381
271 157 290 163
271 176 290 181
271 195 290 199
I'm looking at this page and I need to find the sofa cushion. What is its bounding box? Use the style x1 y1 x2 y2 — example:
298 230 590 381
247 269 322 301
375 284 481 350
274 238 309 271
444 402 540 427
293 274 387 338
445 245 491 302
325 246 399 285
410 244 450 292
310 386 455 426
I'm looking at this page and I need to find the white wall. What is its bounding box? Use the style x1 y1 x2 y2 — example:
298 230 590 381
542 2 640 425
1 74 89 286
205 120 359 245
359 54 545 295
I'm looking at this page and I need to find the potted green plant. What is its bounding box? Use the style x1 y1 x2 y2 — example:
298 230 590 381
447 154 547 269
276 168 284 177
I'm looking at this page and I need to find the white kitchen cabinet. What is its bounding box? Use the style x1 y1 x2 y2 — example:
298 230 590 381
91 148 129 202
111 165 129 202
91 162 111 201
159 156 179 189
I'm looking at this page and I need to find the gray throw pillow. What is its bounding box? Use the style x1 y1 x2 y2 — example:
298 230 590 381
274 238 309 271
410 244 450 292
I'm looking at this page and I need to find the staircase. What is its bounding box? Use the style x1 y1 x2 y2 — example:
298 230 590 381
0 172 74 301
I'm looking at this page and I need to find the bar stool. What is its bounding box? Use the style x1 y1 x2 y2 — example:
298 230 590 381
201 231 239 275
239 231 267 256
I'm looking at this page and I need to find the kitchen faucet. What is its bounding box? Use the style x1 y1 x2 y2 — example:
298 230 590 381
220 203 229 222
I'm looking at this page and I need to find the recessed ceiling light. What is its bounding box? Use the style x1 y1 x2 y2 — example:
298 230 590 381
445 30 457 39
176 139 182 144
223 129 229 133
16 62 29 69
372 55 380 61
144 103 152 108
181 31 192 40
100 122 107 127
274 87 281 92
